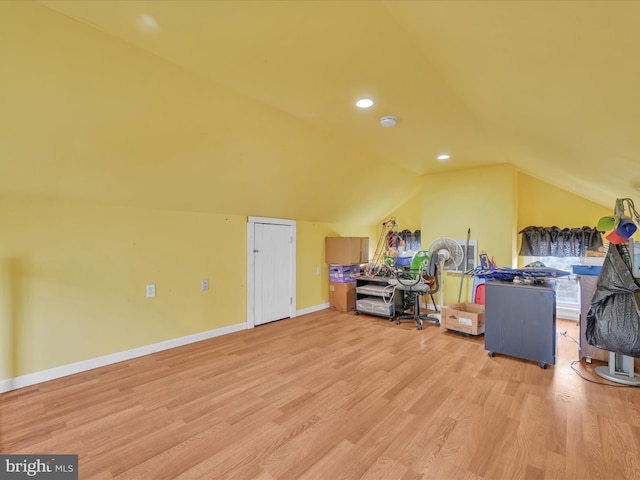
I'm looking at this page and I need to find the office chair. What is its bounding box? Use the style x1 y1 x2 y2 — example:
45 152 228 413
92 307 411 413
391 253 440 330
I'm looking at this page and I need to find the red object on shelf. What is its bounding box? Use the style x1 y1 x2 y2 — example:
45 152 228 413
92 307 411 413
474 283 486 305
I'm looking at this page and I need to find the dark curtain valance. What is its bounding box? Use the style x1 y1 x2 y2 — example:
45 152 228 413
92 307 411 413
519 226 603 257
399 229 421 251
388 229 422 252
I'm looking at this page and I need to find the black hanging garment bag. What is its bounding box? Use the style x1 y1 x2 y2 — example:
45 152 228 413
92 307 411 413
586 243 640 357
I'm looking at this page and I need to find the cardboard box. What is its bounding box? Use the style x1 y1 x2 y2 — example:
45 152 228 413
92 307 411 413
329 264 361 283
329 282 356 312
325 237 369 265
443 302 485 335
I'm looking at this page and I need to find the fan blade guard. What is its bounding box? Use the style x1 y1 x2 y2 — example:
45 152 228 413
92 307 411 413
428 238 465 270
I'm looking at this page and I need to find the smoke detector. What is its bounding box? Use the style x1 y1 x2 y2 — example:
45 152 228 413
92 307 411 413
380 116 397 128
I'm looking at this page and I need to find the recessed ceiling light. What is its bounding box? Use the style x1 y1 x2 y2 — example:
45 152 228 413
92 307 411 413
437 154 451 161
355 98 374 109
137 13 159 32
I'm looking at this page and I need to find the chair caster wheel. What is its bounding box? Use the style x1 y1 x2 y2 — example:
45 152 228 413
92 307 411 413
539 362 547 369
435 321 440 327
488 351 495 358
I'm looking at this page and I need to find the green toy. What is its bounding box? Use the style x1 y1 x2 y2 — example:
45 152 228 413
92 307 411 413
410 250 430 274
396 250 430 285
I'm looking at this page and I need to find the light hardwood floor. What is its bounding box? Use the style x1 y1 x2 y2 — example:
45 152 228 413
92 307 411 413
2 310 640 479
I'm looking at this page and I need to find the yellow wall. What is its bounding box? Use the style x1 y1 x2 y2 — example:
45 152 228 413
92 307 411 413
0 259 14 380
297 222 376 306
384 191 422 232
517 172 611 231
0 199 362 378
0 197 249 376
421 164 517 305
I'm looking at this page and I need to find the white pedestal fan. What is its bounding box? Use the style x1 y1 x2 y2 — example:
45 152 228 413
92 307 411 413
428 237 465 319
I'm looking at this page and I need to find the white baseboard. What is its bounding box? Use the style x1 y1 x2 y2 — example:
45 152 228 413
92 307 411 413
297 302 330 316
0 322 247 393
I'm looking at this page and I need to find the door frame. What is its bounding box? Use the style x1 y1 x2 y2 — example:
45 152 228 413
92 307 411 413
247 216 296 329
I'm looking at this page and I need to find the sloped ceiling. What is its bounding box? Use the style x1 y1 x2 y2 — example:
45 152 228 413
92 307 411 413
4 1 640 223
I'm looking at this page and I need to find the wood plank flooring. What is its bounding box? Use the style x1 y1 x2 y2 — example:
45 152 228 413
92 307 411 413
2 310 640 479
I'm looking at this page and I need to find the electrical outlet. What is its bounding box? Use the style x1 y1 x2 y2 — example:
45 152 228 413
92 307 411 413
202 278 209 291
146 284 156 298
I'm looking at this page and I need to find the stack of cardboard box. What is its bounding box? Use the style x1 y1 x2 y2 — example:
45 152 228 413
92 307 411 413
325 237 369 312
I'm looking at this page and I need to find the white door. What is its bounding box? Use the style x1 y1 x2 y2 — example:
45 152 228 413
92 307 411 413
247 217 296 327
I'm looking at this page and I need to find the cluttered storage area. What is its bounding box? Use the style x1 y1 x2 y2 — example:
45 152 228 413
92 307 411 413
325 201 640 380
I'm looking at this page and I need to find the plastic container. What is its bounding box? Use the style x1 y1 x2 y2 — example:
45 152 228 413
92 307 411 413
395 256 413 267
572 265 602 276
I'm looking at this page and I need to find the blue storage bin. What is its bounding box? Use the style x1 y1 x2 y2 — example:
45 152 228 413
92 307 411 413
572 265 602 275
395 256 413 267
